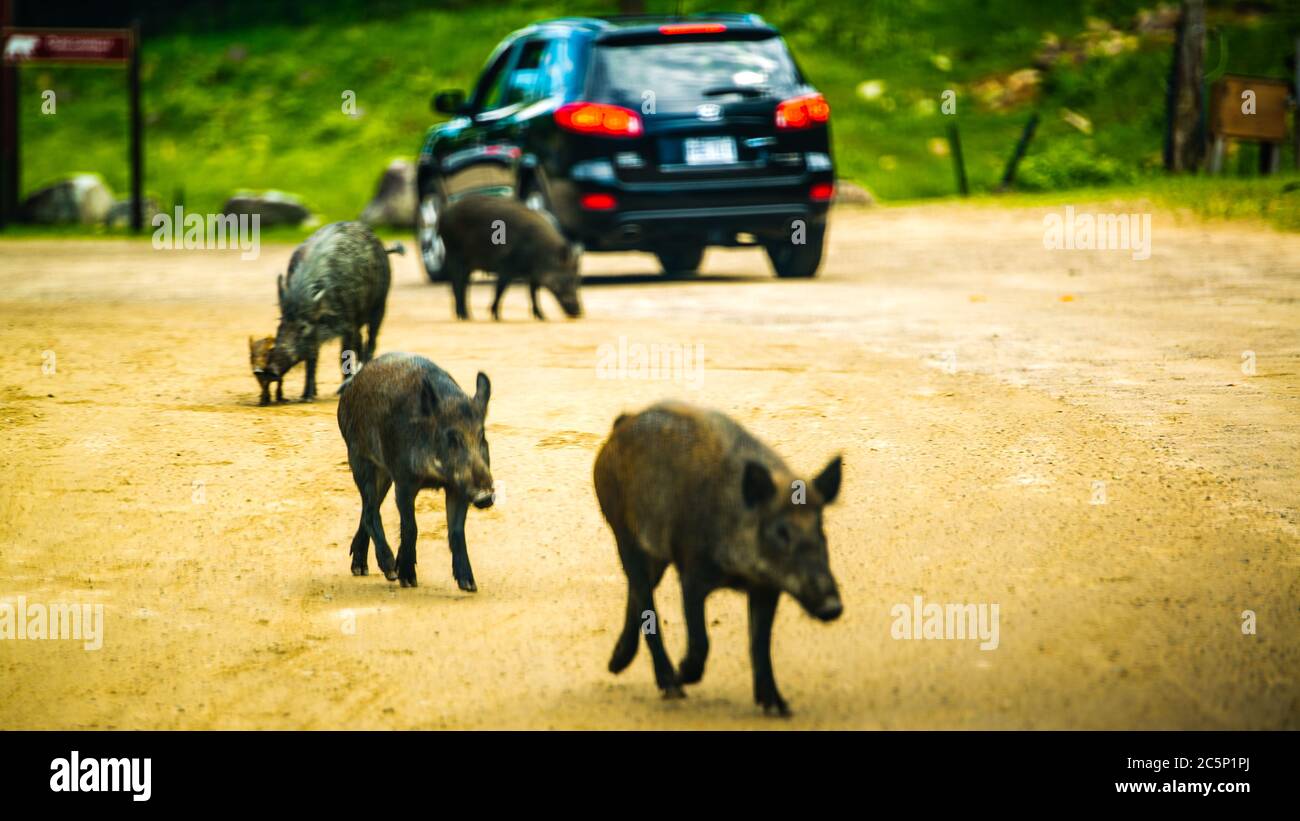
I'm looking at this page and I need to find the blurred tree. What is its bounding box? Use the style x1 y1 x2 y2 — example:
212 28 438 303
1165 0 1205 172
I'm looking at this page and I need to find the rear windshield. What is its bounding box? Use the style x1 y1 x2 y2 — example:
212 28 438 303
588 36 801 113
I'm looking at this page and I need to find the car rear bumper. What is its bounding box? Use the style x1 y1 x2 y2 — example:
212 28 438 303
554 173 834 250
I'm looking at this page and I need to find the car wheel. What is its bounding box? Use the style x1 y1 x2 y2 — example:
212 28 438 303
765 221 826 279
656 245 706 278
416 189 447 283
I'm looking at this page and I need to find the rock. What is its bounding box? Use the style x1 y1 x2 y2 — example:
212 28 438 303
104 197 161 229
360 158 417 228
834 181 875 207
21 174 115 224
220 190 311 227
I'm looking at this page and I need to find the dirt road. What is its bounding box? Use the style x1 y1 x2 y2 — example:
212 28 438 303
1 203 1296 729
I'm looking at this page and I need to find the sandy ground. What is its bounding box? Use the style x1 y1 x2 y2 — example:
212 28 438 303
0 202 1296 729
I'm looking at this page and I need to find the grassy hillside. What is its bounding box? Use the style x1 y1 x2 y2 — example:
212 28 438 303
16 0 1300 227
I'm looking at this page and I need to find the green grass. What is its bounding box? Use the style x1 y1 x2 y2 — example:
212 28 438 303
12 0 1300 232
955 173 1300 231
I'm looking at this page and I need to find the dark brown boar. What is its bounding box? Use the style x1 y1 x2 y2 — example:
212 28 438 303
337 352 494 590
438 195 582 321
594 401 843 716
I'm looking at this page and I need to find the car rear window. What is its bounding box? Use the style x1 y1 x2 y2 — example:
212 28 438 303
588 36 801 113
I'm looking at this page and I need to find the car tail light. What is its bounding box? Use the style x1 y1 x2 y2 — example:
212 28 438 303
659 23 727 35
580 193 618 211
555 102 643 137
775 93 831 130
810 182 835 202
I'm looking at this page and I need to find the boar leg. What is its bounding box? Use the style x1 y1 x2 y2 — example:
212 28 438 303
608 525 652 673
677 574 714 685
364 305 384 362
258 380 271 407
351 457 397 580
394 481 421 588
274 379 284 403
490 274 511 321
341 329 362 381
529 281 546 321
302 352 318 401
448 260 471 320
747 587 790 717
444 488 477 592
614 535 681 697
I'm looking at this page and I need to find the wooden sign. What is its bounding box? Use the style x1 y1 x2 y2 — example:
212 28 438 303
1210 75 1289 142
2 28 132 66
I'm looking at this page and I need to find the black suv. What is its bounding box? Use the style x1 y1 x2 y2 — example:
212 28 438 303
415 13 835 280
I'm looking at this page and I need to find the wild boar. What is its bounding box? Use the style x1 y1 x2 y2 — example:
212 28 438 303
269 222 402 400
593 401 843 716
337 352 495 590
248 335 284 405
439 195 582 321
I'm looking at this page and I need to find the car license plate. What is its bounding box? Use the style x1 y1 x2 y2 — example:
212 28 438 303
684 137 738 166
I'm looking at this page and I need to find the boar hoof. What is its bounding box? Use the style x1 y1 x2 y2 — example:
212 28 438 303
351 563 368 576
455 576 477 593
383 568 399 582
660 684 686 700
399 576 418 588
678 657 705 684
757 694 791 718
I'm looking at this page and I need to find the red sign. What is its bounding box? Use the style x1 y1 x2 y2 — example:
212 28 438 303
2 28 132 66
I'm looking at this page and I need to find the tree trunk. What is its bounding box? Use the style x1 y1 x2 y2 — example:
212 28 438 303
1165 0 1206 172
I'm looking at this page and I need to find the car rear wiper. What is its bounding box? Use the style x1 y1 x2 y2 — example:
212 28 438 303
701 85 770 98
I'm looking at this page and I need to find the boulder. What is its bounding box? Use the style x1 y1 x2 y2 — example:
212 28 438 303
105 197 161 229
21 174 115 224
834 181 875 207
360 158 417 228
220 190 311 227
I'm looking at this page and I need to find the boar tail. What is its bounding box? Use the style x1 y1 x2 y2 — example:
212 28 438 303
385 243 406 257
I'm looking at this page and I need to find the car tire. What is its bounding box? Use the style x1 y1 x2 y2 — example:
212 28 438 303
765 220 826 279
416 188 448 283
656 245 706 278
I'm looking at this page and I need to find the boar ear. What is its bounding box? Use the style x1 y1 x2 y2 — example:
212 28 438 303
814 455 842 504
248 335 255 350
276 274 285 302
742 461 776 509
474 371 491 416
419 377 439 416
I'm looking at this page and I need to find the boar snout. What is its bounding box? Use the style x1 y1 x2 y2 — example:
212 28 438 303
813 592 843 622
472 488 495 509
791 567 842 622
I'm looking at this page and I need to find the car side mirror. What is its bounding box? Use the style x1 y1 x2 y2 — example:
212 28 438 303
433 90 467 115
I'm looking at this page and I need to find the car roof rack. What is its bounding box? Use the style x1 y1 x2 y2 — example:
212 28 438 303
537 12 768 30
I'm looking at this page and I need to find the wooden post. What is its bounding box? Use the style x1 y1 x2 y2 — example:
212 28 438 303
0 0 19 230
998 113 1039 192
1294 37 1299 171
128 20 143 233
946 123 968 197
1165 0 1206 172
1209 134 1225 175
